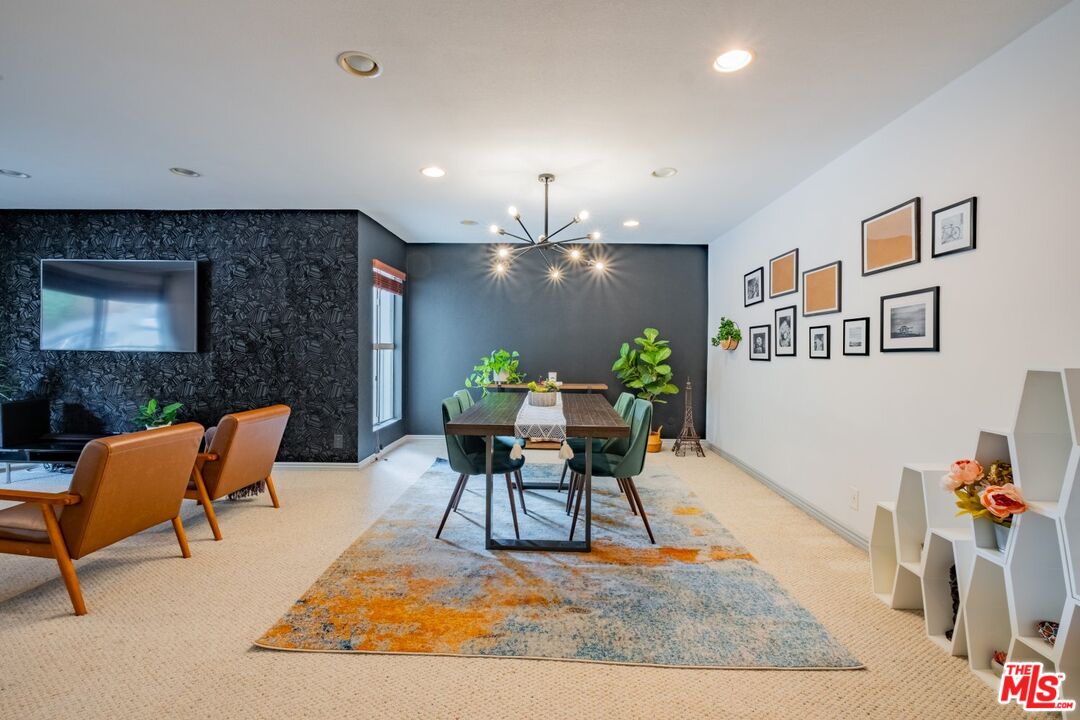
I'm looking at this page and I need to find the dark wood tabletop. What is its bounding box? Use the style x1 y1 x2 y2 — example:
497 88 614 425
446 392 629 438
483 383 609 392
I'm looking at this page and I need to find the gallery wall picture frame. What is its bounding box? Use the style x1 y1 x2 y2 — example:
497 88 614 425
809 325 830 359
774 305 797 357
932 196 977 258
880 286 940 353
862 197 921 276
748 324 771 361
769 248 799 299
744 267 765 307
842 317 871 356
802 260 842 317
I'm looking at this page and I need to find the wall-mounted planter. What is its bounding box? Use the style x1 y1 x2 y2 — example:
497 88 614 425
719 338 739 351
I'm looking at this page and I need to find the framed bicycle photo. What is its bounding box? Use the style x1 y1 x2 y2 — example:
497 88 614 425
932 197 977 258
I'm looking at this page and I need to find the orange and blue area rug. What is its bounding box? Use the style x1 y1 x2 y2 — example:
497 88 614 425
255 460 862 669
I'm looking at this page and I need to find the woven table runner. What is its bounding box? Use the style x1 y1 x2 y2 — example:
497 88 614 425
510 393 573 459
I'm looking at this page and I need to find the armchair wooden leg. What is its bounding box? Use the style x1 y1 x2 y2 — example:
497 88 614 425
618 478 638 515
40 504 86 616
265 474 281 509
453 474 469 511
191 466 223 541
514 469 527 515
625 478 655 544
558 461 568 492
437 474 468 539
172 516 192 558
504 473 520 540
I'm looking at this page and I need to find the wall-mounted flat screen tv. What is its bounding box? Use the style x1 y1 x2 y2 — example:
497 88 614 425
40 260 198 352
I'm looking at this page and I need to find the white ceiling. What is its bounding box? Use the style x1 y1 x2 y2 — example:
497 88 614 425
0 0 1067 244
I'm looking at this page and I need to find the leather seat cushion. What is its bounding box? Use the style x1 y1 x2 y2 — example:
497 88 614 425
0 503 51 543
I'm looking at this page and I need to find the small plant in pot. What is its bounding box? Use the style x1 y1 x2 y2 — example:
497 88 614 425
711 317 742 351
132 399 183 430
526 379 560 407
612 328 679 453
466 349 526 397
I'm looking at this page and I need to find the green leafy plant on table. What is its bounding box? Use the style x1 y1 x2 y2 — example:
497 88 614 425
132 398 183 429
527 379 559 393
465 349 526 397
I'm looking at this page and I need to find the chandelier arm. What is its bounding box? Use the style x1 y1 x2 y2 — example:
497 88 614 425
545 218 577 242
549 235 592 247
514 216 536 243
500 230 532 243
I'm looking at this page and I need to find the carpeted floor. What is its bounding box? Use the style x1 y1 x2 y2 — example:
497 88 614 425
257 459 861 669
0 440 1027 719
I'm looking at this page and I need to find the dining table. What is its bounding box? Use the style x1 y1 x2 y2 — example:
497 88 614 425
444 392 629 552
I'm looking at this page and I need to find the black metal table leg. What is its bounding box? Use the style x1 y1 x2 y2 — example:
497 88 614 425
584 438 592 550
484 434 494 550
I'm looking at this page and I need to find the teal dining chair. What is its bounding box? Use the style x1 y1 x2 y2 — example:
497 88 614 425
566 399 655 543
437 395 527 539
454 388 523 460
559 391 635 495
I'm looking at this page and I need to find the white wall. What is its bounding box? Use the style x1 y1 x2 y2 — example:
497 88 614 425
706 0 1080 541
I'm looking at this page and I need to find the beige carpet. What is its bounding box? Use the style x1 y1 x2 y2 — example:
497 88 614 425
0 440 1025 719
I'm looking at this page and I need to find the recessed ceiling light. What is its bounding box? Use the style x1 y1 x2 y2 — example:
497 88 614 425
460 219 478 225
0 168 30 179
622 219 640 228
651 167 678 178
337 51 381 78
169 167 200 178
713 49 754 73
420 166 446 178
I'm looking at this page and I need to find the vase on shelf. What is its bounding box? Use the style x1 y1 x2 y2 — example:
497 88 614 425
993 522 1011 551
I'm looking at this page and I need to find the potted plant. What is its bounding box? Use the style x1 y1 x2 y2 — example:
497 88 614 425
132 398 184 430
711 317 742 351
466 349 526 396
611 328 679 453
942 459 1026 549
526 379 560 407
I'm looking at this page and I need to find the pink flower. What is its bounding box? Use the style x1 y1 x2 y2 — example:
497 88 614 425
942 459 984 490
980 483 1027 519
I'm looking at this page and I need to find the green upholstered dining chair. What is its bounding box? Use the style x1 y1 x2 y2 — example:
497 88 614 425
437 396 527 540
454 388 523 457
566 398 655 543
558 392 635 493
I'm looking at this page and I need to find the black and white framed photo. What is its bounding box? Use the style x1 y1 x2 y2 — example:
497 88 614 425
932 196 977 258
843 317 870 356
880 287 940 352
748 324 771 361
774 305 797 357
809 325 830 359
744 267 764 307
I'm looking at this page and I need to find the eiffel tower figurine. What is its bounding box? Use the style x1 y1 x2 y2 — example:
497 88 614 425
672 377 705 457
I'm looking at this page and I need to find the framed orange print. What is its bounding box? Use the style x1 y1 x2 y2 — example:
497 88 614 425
862 198 920 276
769 248 798 299
802 261 842 317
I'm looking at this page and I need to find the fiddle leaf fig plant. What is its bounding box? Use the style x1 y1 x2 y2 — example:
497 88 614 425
465 349 526 397
612 328 679 404
132 398 183 429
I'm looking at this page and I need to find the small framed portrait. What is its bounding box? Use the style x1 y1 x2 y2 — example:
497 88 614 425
862 198 920 276
932 197 977 258
748 325 771 361
809 325 830 359
774 305 797 357
881 287 940 352
802 261 842 317
769 248 798 299
843 317 870 356
744 267 764 307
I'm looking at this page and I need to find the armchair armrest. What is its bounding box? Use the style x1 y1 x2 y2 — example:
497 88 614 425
193 452 219 471
0 488 82 506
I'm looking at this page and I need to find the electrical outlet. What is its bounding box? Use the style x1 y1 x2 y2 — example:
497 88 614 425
333 433 343 449
848 486 859 511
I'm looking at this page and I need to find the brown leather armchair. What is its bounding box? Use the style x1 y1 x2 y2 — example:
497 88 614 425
0 423 204 616
187 405 291 540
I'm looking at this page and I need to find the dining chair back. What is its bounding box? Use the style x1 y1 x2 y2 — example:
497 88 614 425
602 392 637 454
453 389 475 410
611 399 653 478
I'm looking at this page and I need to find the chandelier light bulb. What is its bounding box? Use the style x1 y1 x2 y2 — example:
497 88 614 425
593 260 606 272
549 267 562 280
495 262 507 273
569 248 582 260
538 234 547 243
508 206 519 218
588 231 601 241
497 247 510 258
489 224 500 234
576 210 589 222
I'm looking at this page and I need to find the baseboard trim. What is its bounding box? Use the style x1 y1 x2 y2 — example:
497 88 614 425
702 441 868 551
272 461 360 470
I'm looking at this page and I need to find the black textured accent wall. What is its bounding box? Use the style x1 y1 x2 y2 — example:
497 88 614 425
404 244 708 437
0 210 362 462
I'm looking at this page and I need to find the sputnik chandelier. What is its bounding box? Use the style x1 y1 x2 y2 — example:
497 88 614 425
488 173 606 278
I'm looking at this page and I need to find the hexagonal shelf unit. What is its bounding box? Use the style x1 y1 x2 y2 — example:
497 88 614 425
923 528 975 655
969 429 1015 563
1006 511 1067 664
1013 370 1074 506
964 555 1012 689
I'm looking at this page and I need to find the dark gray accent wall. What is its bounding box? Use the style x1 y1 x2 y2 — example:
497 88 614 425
404 244 708 437
0 209 406 463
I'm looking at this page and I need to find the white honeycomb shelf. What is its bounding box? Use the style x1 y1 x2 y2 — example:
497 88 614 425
870 369 1080 705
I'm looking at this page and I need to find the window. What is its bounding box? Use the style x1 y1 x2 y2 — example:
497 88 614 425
372 260 404 428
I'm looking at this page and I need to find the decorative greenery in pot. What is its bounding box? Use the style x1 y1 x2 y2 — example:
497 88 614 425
612 328 679 453
465 349 526 397
942 458 1026 550
710 317 742 351
526 379 559 407
132 399 184 430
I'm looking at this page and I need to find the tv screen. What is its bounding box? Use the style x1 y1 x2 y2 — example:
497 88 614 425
40 260 198 352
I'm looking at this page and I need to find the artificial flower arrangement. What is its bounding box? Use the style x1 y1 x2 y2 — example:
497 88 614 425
527 379 560 393
942 459 1027 527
